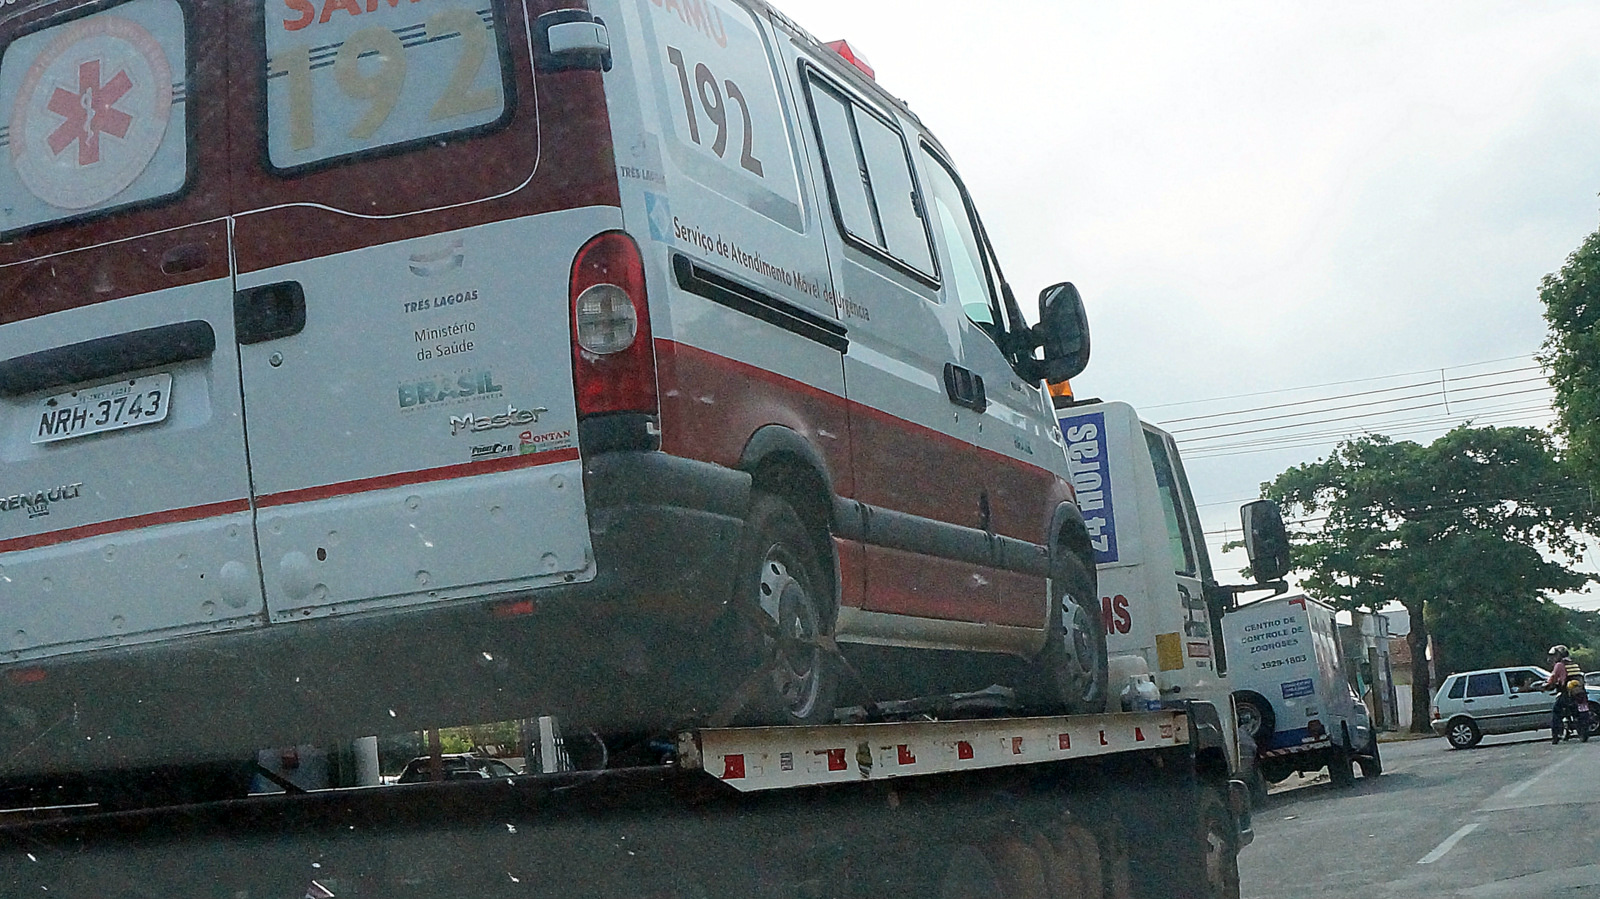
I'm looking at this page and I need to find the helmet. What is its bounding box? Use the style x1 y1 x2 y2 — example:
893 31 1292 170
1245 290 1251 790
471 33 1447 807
1549 644 1571 659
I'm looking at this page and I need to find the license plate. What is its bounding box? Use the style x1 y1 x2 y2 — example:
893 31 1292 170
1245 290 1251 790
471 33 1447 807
32 374 173 444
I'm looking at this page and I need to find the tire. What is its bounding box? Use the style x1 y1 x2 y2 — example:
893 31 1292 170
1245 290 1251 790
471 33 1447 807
1328 732 1356 788
1028 550 1107 715
1445 717 1481 749
1234 693 1275 744
1357 737 1383 778
731 494 839 726
1197 788 1242 899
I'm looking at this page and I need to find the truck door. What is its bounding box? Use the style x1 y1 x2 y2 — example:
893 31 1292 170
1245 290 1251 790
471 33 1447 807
225 1 611 622
0 0 266 662
1142 428 1215 674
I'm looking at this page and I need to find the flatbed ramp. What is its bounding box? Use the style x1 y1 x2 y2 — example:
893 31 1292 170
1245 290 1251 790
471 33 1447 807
0 712 1240 899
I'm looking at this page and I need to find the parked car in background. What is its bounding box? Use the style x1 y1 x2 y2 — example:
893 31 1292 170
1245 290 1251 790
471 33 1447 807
395 754 519 784
1431 666 1599 748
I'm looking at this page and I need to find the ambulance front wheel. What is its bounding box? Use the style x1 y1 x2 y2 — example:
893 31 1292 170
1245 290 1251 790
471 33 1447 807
1030 551 1108 715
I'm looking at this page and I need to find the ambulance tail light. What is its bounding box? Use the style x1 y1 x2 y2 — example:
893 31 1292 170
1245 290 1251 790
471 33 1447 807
569 231 659 423
824 40 875 80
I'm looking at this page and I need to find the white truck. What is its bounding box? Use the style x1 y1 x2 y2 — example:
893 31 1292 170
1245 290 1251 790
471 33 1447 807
1056 398 1292 783
1223 594 1381 786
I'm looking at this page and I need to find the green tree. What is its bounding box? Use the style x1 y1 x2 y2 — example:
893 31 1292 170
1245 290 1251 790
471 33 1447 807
1539 223 1600 489
1262 426 1595 732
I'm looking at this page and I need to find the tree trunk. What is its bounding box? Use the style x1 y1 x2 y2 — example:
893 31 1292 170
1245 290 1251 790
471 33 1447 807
1409 603 1433 733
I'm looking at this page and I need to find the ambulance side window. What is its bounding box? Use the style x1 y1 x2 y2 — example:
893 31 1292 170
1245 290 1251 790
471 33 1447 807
1144 430 1198 577
0 0 191 236
804 73 935 279
920 148 1000 332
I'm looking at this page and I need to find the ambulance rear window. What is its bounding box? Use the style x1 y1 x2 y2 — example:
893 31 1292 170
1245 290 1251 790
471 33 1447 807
0 0 190 236
263 1 512 173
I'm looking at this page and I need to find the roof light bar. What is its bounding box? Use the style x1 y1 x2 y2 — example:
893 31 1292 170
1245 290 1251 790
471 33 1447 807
824 39 875 80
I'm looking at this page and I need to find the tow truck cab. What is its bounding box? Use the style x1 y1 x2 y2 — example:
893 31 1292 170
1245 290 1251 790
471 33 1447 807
1056 399 1292 785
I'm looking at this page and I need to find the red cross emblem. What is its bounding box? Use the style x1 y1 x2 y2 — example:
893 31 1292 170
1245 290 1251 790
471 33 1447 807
9 12 174 211
46 60 135 167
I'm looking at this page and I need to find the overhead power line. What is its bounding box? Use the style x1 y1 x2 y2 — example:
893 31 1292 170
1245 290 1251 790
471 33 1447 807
1141 353 1537 411
1159 365 1542 426
1183 405 1556 460
1175 386 1553 443
1169 375 1549 436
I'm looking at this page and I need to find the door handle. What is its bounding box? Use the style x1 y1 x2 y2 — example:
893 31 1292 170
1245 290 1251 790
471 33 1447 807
235 282 307 345
0 321 215 397
943 363 987 413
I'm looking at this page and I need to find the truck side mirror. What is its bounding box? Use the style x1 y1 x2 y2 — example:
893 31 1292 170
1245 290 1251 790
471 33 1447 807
1035 282 1090 383
1241 500 1291 583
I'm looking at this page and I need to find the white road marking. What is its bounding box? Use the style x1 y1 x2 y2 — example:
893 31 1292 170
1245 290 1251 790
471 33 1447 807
1417 823 1480 865
1502 751 1581 799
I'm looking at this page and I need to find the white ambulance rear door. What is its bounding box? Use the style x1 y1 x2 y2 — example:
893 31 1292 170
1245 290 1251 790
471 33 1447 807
228 1 600 622
0 0 265 662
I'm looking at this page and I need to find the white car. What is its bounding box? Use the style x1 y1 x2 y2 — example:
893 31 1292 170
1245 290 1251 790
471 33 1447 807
1430 666 1596 748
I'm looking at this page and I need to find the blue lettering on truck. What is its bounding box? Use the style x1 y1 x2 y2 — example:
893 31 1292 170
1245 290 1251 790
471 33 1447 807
1060 412 1118 564
1282 678 1315 699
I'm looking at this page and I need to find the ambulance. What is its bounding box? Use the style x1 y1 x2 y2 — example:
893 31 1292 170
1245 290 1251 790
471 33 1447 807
0 0 1099 771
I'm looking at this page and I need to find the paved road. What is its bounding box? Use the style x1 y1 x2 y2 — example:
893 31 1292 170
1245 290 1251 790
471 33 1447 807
1239 732 1600 898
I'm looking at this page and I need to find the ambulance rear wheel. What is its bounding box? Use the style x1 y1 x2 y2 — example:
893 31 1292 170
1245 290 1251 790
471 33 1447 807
1029 551 1107 715
732 494 838 727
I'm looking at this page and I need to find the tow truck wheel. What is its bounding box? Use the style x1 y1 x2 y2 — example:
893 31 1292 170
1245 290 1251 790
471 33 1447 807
1029 551 1107 715
1198 788 1242 899
733 494 838 726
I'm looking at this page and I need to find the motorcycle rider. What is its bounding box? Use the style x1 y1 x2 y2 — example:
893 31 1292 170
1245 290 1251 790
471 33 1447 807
1546 645 1587 743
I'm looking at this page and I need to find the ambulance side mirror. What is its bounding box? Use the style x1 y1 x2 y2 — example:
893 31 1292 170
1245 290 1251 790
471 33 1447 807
1034 282 1090 383
1241 500 1291 583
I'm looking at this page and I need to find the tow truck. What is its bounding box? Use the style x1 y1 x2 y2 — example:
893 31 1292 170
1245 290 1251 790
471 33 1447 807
0 390 1292 899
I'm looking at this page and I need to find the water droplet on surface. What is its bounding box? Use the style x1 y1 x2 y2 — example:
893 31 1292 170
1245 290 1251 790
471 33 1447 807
416 571 431 586
405 496 421 512
112 615 127 630
39 578 51 592
541 553 559 574
103 546 116 562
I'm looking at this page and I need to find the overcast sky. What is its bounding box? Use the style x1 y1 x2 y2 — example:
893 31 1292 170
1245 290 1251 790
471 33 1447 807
776 1 1600 608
